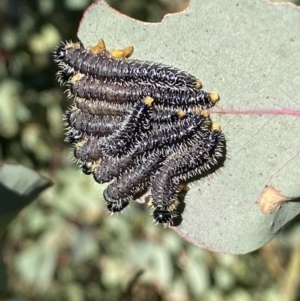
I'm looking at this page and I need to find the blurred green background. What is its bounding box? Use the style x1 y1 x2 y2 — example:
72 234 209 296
1 0 300 300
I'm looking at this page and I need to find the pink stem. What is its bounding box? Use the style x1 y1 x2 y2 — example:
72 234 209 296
209 108 300 116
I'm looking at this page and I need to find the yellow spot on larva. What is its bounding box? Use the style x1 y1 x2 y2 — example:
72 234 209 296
144 96 154 106
148 197 155 208
209 92 220 103
177 110 186 118
212 124 221 131
200 110 209 118
74 139 86 149
70 73 85 84
109 46 134 59
88 39 106 54
195 79 202 89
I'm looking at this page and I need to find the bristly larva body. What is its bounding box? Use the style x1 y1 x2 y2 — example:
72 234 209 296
92 111 211 184
150 126 226 224
75 97 130 116
100 97 154 158
149 108 186 125
93 155 134 184
73 97 154 169
103 152 163 212
72 98 153 163
73 136 104 163
64 107 123 136
67 74 219 110
54 40 202 89
132 112 211 157
75 97 193 127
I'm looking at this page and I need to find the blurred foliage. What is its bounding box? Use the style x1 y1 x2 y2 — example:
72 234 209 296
1 0 300 301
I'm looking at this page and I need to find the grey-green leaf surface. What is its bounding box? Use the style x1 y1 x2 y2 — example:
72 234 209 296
0 164 52 237
77 0 300 254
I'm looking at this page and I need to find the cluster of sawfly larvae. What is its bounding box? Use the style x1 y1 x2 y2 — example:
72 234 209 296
54 39 225 226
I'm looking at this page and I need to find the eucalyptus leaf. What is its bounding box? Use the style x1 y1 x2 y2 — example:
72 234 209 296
0 164 52 237
77 0 300 254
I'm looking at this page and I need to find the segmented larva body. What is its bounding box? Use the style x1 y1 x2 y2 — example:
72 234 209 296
75 97 188 126
171 128 226 182
105 198 130 213
150 128 226 215
74 96 188 122
103 153 163 212
132 112 211 156
65 98 107 172
68 74 218 110
64 107 123 136
93 155 135 184
73 98 154 166
69 75 134 104
149 108 186 125
73 136 104 163
100 97 154 158
73 112 193 170
75 98 197 129
75 97 130 116
54 41 202 89
150 167 184 217
92 112 211 184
